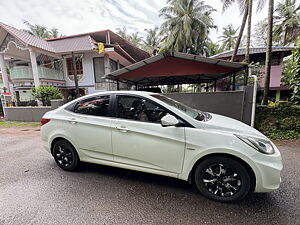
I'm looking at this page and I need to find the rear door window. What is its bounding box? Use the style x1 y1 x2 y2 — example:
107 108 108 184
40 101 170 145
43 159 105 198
73 95 110 117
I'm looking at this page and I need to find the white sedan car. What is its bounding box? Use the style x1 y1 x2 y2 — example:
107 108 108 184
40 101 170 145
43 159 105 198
41 91 282 202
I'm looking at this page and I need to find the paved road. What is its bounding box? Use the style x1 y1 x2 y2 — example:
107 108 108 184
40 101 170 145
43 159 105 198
0 127 299 225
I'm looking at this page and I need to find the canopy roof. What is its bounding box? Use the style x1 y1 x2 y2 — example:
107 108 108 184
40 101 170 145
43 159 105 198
212 46 295 59
105 52 247 86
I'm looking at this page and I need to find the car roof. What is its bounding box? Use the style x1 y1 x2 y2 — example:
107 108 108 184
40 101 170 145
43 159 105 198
85 90 157 98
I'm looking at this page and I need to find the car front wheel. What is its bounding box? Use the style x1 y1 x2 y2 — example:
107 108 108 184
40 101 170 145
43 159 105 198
52 140 79 171
194 156 251 202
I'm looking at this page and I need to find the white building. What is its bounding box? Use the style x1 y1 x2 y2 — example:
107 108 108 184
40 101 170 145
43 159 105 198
0 22 149 102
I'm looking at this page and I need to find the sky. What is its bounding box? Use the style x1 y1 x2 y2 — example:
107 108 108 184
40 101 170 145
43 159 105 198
0 0 298 43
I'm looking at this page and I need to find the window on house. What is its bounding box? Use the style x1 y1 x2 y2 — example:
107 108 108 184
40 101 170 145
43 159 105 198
73 95 110 117
93 57 105 83
66 57 83 76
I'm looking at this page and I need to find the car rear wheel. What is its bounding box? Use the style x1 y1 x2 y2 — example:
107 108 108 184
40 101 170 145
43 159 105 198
53 140 79 171
194 156 251 202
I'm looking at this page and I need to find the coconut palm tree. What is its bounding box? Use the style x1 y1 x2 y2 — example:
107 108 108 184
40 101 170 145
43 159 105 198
273 0 300 45
129 32 143 48
23 20 62 39
143 27 161 55
116 27 131 41
221 0 265 86
159 0 216 53
219 24 238 51
262 0 274 105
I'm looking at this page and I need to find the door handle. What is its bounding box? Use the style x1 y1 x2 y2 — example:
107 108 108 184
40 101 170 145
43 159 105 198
68 118 77 124
116 126 129 133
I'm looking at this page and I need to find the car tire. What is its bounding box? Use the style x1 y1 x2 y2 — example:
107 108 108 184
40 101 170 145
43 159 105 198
194 156 251 202
53 140 79 171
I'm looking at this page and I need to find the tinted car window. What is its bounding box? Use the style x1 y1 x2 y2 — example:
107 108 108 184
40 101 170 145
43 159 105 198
74 95 110 117
117 95 166 123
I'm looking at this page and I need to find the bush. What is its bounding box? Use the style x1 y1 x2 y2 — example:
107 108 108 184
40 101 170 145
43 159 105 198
31 86 63 106
255 105 300 140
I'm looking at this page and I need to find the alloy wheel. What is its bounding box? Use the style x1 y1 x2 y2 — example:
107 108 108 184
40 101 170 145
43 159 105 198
202 163 242 197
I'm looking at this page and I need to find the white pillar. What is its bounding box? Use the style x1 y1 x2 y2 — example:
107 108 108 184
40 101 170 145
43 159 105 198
29 48 40 88
0 54 10 92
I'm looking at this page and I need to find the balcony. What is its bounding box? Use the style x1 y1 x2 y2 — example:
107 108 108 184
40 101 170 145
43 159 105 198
10 66 65 81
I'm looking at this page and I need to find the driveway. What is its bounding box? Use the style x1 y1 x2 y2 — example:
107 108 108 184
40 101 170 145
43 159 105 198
0 127 299 225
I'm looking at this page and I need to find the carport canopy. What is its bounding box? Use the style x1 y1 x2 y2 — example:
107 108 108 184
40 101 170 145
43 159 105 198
105 51 247 86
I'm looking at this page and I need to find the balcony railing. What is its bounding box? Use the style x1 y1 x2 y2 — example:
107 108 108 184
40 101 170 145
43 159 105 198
10 66 65 81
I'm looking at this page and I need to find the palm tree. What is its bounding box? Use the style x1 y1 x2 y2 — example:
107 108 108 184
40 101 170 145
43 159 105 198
23 20 62 39
129 32 143 48
221 0 265 86
262 0 274 105
219 24 238 51
159 0 216 53
273 0 300 45
143 27 161 55
116 27 131 40
49 28 59 38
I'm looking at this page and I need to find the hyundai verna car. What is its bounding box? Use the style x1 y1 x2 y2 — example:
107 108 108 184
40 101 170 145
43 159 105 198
41 91 282 202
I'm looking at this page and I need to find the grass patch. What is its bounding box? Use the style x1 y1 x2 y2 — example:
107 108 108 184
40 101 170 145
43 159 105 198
0 121 40 127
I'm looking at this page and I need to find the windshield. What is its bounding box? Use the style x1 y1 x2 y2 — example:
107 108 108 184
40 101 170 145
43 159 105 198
151 94 211 121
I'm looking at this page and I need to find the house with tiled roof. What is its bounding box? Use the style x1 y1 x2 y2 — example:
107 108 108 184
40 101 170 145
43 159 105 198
0 22 150 102
211 46 295 101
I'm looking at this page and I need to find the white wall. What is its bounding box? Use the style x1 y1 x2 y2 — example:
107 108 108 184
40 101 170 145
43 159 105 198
63 50 132 94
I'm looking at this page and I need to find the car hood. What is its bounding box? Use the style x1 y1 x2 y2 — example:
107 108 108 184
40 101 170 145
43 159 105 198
196 113 266 139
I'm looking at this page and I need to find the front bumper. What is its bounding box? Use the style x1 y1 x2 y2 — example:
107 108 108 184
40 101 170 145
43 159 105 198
252 145 283 192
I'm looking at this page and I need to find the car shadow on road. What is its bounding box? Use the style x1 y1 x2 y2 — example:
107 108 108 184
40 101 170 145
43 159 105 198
70 161 278 207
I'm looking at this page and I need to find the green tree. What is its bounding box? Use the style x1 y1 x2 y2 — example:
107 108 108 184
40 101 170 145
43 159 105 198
116 27 143 48
252 19 268 46
273 0 300 45
143 27 161 55
222 0 265 86
23 20 63 39
159 0 216 53
289 42 300 104
129 32 143 48
116 27 131 40
31 86 63 106
219 24 238 51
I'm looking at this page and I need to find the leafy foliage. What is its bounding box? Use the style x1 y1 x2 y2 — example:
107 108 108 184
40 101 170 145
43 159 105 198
116 27 143 48
255 105 300 140
289 42 300 104
23 20 63 39
31 86 63 106
273 0 300 45
159 0 216 54
218 24 238 51
142 27 161 55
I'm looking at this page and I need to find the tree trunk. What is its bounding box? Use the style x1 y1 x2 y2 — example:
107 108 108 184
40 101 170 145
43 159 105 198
244 0 253 85
262 0 274 105
230 2 249 62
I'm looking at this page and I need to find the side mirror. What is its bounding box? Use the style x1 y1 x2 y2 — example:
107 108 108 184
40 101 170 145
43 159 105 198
161 114 179 127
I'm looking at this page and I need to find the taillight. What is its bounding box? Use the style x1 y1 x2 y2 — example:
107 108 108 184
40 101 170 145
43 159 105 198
41 118 51 126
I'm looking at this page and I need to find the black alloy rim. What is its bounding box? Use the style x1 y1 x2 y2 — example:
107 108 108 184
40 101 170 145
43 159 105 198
55 145 73 167
202 163 242 197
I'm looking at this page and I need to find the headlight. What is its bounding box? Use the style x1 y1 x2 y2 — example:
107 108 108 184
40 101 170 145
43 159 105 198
235 134 275 154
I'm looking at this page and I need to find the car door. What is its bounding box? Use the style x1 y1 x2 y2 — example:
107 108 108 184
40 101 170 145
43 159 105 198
63 94 113 161
111 94 186 174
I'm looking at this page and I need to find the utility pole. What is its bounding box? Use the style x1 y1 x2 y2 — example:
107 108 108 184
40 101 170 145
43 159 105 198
72 52 80 98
